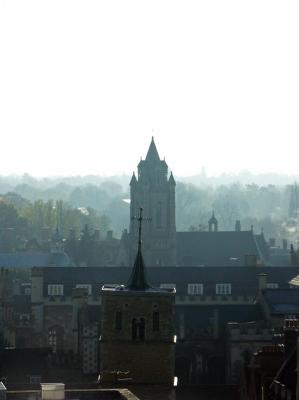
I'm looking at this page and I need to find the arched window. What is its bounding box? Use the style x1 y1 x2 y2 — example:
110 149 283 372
132 318 138 340
132 318 146 340
48 326 64 353
139 318 145 340
153 311 160 331
48 329 57 353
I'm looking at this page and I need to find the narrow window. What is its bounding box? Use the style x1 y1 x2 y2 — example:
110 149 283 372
139 318 145 340
132 318 137 340
76 284 92 295
115 311 122 331
153 311 160 331
48 329 57 353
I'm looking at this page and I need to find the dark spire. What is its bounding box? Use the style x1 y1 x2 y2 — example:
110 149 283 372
209 211 217 224
127 208 151 290
169 171 176 186
208 211 218 232
130 171 137 186
145 137 160 162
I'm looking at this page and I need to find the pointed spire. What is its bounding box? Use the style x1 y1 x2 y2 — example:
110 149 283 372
127 208 151 291
209 211 217 224
208 211 218 232
169 171 176 186
130 171 137 186
127 245 151 290
145 137 160 162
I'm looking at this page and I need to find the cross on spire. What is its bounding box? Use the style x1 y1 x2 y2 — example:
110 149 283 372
131 207 151 250
127 208 152 291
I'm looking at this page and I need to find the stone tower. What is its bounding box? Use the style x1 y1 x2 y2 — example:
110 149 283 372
129 137 176 266
208 211 218 232
100 209 176 385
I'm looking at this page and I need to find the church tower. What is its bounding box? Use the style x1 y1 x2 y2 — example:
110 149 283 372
129 137 176 266
100 208 176 385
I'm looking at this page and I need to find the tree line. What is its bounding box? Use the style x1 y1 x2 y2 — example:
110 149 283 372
0 180 298 248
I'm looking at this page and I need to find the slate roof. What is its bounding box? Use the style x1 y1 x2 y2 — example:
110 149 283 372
39 266 299 297
145 137 160 162
263 289 299 315
0 251 72 268
176 231 269 266
181 304 263 330
268 248 292 267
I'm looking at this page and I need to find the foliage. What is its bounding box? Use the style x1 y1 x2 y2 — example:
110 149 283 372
0 176 298 245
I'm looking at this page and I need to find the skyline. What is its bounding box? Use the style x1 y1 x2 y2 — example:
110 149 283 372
0 1 298 177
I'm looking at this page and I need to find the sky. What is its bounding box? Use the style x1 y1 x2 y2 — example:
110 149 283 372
0 1 298 178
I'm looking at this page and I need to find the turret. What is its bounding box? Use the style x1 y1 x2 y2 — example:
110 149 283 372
168 171 176 186
130 172 137 186
209 211 218 232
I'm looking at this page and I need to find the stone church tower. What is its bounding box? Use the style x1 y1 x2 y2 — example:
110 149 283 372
100 208 176 385
129 137 176 266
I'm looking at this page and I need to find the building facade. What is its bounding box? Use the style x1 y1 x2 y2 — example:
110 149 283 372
122 138 272 267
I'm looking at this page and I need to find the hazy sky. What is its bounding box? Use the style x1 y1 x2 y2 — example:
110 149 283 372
0 1 298 177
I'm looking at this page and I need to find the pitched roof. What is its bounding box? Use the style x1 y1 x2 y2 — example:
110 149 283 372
176 230 267 266
129 172 137 186
39 266 299 297
168 171 176 185
0 251 72 268
263 289 299 314
145 137 160 162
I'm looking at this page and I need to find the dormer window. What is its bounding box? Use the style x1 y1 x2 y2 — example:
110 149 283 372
48 284 64 296
216 283 231 295
188 283 204 295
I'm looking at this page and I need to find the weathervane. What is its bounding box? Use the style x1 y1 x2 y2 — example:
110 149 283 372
131 207 151 249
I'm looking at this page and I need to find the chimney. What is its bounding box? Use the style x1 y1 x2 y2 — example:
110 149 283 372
235 220 241 232
244 254 257 267
258 273 267 292
93 229 101 241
